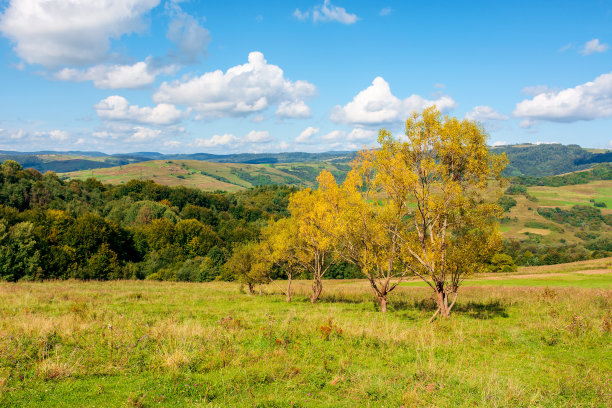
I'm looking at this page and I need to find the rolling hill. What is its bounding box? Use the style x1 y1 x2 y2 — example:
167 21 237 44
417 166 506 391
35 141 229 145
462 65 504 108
59 159 351 191
5 143 612 176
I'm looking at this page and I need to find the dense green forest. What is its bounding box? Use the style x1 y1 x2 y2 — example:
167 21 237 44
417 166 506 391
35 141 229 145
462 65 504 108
0 158 611 282
0 160 365 282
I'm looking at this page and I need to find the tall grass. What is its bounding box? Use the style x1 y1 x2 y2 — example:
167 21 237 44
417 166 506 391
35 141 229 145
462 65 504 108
0 278 610 407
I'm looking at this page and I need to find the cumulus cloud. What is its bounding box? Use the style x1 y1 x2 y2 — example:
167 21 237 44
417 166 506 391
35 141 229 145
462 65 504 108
513 71 612 123
0 0 160 67
193 130 274 149
130 126 161 142
296 126 319 143
276 100 312 119
580 38 609 56
55 59 175 89
193 134 239 148
166 4 210 64
320 130 346 142
294 1 359 24
243 130 273 143
48 130 69 141
153 52 315 120
347 128 377 142
465 106 509 122
331 76 456 126
95 95 185 126
491 141 508 147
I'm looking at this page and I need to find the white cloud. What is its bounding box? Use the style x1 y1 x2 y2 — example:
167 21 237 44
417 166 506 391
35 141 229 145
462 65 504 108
194 134 239 148
580 38 609 56
166 5 210 64
293 9 310 21
465 105 509 122
379 7 392 16
320 130 346 141
55 59 175 89
294 1 359 24
514 71 612 123
347 128 377 142
164 140 182 148
130 126 161 142
48 130 69 141
331 76 456 126
193 129 273 149
29 129 70 141
95 95 185 126
521 85 554 96
276 100 312 119
296 126 319 143
243 130 273 143
0 0 160 67
519 119 536 129
491 141 508 147
153 51 315 119
251 115 266 123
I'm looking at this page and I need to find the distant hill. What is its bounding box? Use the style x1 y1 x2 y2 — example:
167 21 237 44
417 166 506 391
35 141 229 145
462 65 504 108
2 143 611 178
492 143 612 177
60 159 351 191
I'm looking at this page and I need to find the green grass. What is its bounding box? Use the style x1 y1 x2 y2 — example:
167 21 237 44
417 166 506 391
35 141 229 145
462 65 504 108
400 272 612 288
1 263 610 407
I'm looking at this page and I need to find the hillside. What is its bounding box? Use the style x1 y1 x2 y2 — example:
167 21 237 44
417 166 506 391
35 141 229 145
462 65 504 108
492 143 612 176
60 159 351 191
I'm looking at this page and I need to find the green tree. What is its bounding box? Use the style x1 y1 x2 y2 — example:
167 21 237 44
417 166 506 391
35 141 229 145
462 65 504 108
224 242 270 294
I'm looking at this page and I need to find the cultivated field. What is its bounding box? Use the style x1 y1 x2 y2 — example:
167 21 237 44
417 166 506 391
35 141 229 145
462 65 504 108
0 260 610 407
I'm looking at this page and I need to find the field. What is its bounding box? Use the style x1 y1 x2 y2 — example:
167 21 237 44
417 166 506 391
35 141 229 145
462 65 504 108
59 160 351 192
1 259 610 407
499 179 612 244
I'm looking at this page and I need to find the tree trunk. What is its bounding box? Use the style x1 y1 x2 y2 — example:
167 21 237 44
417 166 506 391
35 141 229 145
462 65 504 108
379 295 388 313
286 274 292 303
310 277 322 303
247 282 255 295
431 282 451 321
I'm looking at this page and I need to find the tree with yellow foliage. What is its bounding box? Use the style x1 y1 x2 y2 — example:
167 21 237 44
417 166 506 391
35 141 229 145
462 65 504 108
316 169 408 312
287 187 336 303
259 217 303 302
361 107 507 319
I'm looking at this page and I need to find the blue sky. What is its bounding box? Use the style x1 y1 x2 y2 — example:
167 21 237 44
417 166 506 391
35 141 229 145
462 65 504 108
0 0 611 154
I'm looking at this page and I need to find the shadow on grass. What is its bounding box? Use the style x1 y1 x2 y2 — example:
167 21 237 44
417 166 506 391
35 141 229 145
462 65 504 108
453 300 509 319
316 293 509 319
391 298 509 319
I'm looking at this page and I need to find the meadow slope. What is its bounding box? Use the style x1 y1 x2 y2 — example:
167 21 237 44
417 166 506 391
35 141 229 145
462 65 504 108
0 259 610 407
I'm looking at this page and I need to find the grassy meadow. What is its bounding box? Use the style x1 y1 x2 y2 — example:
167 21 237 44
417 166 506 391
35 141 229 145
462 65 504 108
1 260 611 407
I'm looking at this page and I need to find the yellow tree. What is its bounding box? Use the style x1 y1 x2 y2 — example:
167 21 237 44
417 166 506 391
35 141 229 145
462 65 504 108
287 187 335 303
358 107 507 319
317 169 408 312
259 218 303 302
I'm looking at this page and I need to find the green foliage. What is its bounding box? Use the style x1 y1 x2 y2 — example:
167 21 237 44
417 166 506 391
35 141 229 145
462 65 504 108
0 161 296 281
511 162 612 187
494 144 604 177
537 205 609 229
487 253 517 273
497 196 517 212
